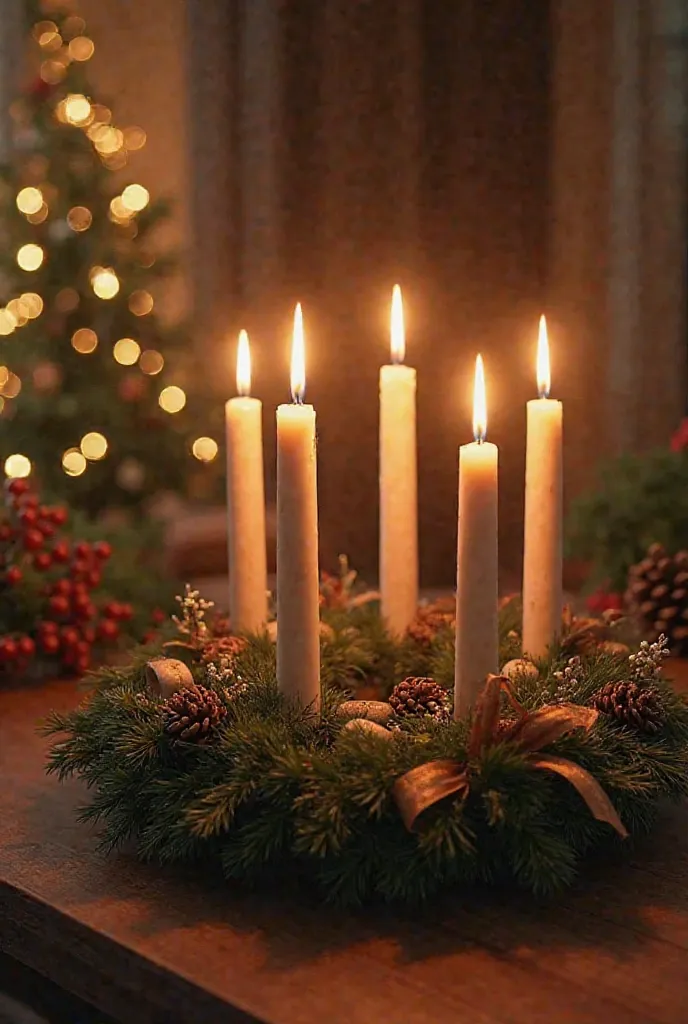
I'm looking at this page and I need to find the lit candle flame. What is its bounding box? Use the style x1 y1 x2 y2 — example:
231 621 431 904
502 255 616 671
236 329 251 397
390 284 405 364
472 354 487 443
536 314 550 398
291 302 306 403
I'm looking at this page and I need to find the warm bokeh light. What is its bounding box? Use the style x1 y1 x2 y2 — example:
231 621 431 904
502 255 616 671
536 314 550 398
55 288 79 313
64 93 91 125
91 125 123 155
62 15 86 38
121 183 149 212
0 367 8 387
128 290 153 316
16 187 43 215
22 293 43 318
236 329 251 396
109 196 131 223
122 126 147 151
33 20 57 41
68 36 94 61
139 349 164 375
62 448 87 477
17 244 44 272
159 385 187 414
4 454 31 479
290 303 306 403
80 431 108 461
72 328 98 354
91 266 119 299
1 372 22 399
26 204 49 225
390 284 405 364
192 437 219 463
40 60 67 85
0 310 17 336
67 206 92 232
472 354 487 443
113 338 141 365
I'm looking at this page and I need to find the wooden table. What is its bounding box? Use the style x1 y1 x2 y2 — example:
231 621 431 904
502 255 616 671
2 677 688 1024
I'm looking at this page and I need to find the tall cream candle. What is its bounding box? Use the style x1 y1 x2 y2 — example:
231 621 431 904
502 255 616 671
522 316 563 658
454 355 499 718
225 330 268 633
379 285 418 635
276 304 320 709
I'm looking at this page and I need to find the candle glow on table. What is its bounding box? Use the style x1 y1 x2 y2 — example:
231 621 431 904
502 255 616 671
522 315 563 658
225 330 268 632
276 304 321 708
454 355 499 717
379 284 418 635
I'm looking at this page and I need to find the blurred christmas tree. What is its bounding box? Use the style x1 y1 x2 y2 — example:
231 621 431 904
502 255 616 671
0 0 221 515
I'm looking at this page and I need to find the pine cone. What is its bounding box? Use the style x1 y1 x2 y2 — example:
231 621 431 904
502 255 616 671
626 544 688 655
406 601 455 646
389 677 451 721
200 635 247 666
590 680 664 734
163 683 227 743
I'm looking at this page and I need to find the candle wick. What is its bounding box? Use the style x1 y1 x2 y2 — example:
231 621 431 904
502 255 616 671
538 387 550 400
293 395 303 406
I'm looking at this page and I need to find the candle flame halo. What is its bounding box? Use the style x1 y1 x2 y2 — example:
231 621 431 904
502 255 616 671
473 354 487 443
291 302 306 403
236 329 251 397
537 314 550 398
390 284 405 364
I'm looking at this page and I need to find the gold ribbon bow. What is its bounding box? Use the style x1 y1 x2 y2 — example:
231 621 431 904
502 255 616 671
393 673 628 838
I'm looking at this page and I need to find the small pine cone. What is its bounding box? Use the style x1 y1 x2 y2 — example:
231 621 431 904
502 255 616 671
626 544 688 655
406 601 455 646
389 677 451 721
200 634 247 666
163 683 227 743
590 680 664 734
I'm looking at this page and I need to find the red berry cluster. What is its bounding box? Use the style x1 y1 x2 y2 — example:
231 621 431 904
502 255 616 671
0 478 132 676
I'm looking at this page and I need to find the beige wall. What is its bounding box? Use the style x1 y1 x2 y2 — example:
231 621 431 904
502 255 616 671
79 0 190 321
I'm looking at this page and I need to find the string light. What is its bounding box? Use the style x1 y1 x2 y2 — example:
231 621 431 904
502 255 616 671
72 328 98 354
4 454 31 479
139 350 164 375
121 184 149 212
80 431 108 461
8 294 43 323
113 338 140 365
64 93 91 125
17 244 44 272
192 437 219 463
62 448 87 477
159 386 186 414
68 36 94 61
90 267 119 299
16 187 43 215
128 290 153 316
0 310 17 336
67 206 92 232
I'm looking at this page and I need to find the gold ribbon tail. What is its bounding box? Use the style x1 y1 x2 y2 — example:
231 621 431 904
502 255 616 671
393 759 468 832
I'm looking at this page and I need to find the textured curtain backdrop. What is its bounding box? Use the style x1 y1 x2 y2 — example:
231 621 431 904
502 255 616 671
187 0 550 587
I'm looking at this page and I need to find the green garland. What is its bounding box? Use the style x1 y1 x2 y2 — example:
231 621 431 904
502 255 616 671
44 598 688 907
